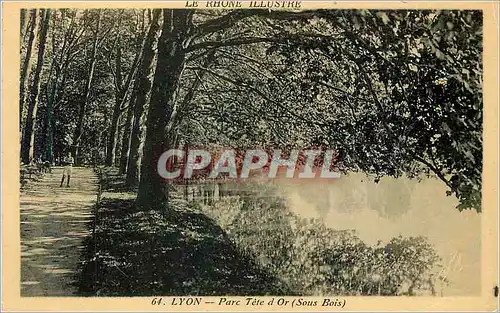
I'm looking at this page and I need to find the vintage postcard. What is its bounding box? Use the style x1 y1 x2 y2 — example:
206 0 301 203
1 0 498 311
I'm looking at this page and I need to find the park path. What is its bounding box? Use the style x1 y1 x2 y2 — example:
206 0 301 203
20 167 98 296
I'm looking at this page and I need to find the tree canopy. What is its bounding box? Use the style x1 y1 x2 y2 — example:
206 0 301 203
19 8 483 212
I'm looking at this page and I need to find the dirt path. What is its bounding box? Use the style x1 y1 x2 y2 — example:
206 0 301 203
20 167 98 296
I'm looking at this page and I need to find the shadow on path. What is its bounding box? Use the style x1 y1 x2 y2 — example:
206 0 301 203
20 167 98 296
76 197 291 296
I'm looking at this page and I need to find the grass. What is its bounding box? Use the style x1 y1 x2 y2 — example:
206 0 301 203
75 168 291 296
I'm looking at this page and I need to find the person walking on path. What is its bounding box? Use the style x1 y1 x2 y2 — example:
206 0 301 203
60 153 74 187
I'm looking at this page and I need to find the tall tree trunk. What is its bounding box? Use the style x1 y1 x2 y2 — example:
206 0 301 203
73 11 101 164
118 86 136 174
106 37 123 166
118 10 148 174
136 9 192 208
21 9 50 164
126 9 161 188
102 108 110 163
106 102 122 166
19 9 37 135
44 10 68 163
106 29 142 167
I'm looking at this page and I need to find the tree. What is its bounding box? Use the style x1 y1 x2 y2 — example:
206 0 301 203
125 9 162 188
135 9 331 207
131 9 482 212
18 8 481 212
104 10 143 167
43 9 87 162
170 9 483 212
21 9 50 164
136 9 193 208
73 10 102 164
262 10 483 211
19 9 37 135
119 9 148 174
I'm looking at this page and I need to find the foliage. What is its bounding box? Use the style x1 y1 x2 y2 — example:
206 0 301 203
20 8 482 210
167 9 483 211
